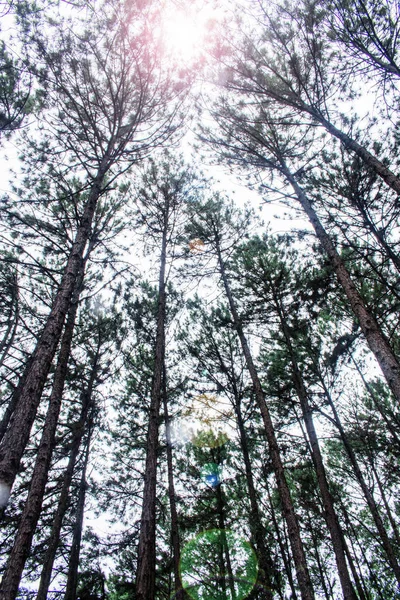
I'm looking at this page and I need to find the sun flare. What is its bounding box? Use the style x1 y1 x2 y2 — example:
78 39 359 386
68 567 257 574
161 3 218 63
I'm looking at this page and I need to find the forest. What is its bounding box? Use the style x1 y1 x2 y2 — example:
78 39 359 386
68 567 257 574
0 0 399 598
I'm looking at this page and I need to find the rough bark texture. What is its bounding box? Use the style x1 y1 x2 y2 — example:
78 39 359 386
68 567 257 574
280 163 400 404
64 426 92 600
0 269 84 600
275 296 357 600
0 165 107 500
135 224 168 600
215 239 315 600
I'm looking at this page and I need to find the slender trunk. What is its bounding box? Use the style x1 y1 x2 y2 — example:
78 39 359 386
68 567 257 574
274 296 357 600
0 164 107 504
214 238 315 600
280 162 400 404
215 482 237 600
265 481 298 600
307 514 334 600
0 268 85 600
320 383 400 584
162 366 185 600
234 395 275 600
297 100 400 196
369 457 400 548
341 535 370 600
37 355 101 600
135 223 168 600
64 425 93 600
351 356 400 450
0 272 19 369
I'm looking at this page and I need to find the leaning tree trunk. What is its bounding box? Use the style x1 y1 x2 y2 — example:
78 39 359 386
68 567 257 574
37 347 101 600
162 366 185 600
0 267 85 600
135 223 168 600
279 161 400 404
274 294 357 600
214 238 315 600
0 162 108 507
64 423 93 600
296 99 400 196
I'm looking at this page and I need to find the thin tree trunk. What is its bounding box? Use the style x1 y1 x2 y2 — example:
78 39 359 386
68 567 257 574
37 350 101 600
64 424 93 600
214 239 315 600
162 365 185 600
264 480 298 600
306 514 334 600
0 163 107 505
319 383 400 584
234 394 275 600
0 267 85 600
274 295 357 600
280 161 400 404
135 223 168 600
296 100 400 196
369 457 400 548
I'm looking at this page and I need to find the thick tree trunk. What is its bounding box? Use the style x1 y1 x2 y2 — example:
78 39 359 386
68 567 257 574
0 164 107 505
162 367 185 600
0 268 85 600
37 352 100 600
64 425 93 600
215 240 315 600
135 224 168 600
280 162 400 404
320 383 400 584
274 296 357 600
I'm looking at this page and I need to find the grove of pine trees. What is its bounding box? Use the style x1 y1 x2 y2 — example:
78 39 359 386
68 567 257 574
0 0 399 598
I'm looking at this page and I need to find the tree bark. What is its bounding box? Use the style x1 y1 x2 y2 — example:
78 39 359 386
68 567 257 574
280 162 400 404
0 163 107 505
135 221 168 600
214 238 315 600
0 267 85 600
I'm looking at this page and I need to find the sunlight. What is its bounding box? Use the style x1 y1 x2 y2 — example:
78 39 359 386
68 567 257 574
161 3 218 63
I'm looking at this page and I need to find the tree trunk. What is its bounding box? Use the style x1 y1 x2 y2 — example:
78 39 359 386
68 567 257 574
64 424 93 600
274 295 357 600
0 163 107 506
135 223 168 600
37 349 101 600
319 382 400 584
214 239 315 600
280 161 400 404
162 366 185 600
234 393 275 599
0 267 85 600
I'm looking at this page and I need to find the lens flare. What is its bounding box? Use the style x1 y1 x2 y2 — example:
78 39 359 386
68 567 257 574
201 462 222 487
